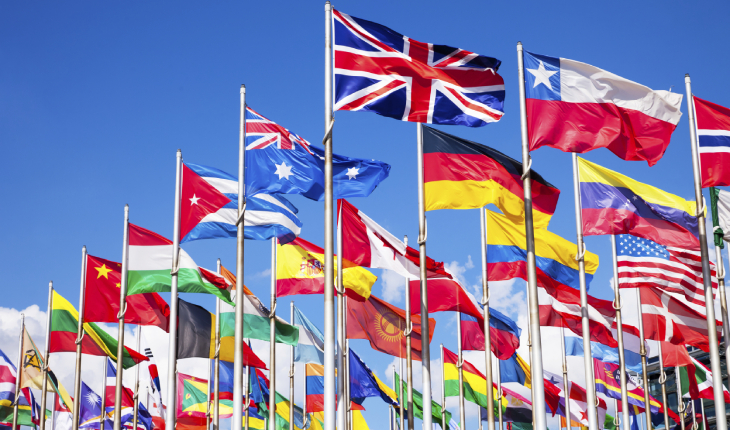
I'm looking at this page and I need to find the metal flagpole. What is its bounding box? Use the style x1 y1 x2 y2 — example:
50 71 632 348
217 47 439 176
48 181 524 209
570 152 598 430
114 204 131 430
337 208 346 430
206 354 213 430
269 238 277 430
657 342 669 430
525 282 535 426
685 74 728 430
392 365 396 430
457 314 466 430
50 393 56 430
324 4 336 430
676 366 686 430
714 244 730 391
72 246 87 430
133 325 141 430
516 41 547 430
416 122 433 429
634 288 652 430
700 399 706 430
479 207 496 430
614 399 619 430
345 339 351 430
610 235 631 430
11 313 25 430
560 327 571 430
399 357 405 430
233 84 247 430
165 149 184 430
39 281 53 430
441 345 446 430
403 235 414 430
303 363 308 428
692 401 697 430
100 358 107 430
290 302 295 430
245 363 250 430
214 260 221 430
496 357 503 430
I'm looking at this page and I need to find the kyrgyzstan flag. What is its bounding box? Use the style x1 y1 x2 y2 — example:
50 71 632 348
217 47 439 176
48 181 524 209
84 254 170 331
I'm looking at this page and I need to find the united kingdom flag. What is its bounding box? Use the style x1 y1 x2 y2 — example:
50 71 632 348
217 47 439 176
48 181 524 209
333 9 505 127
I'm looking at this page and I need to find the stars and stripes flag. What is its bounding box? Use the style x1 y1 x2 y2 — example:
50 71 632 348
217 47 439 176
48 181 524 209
616 234 717 306
333 9 505 127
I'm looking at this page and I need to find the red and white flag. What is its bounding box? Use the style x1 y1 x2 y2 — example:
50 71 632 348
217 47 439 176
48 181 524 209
694 96 730 188
338 199 450 280
538 286 617 347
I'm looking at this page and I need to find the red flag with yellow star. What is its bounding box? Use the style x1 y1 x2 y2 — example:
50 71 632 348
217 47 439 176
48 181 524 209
84 255 170 331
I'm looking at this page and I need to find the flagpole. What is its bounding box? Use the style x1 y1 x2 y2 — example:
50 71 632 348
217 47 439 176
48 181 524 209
700 399 706 430
214 259 221 430
303 364 307 427
206 353 212 430
399 356 405 430
133 325 141 430
613 399 619 430
633 288 652 430
569 152 599 430
165 149 184 430
610 235 630 430
11 313 25 430
72 246 87 430
391 365 396 430
100 358 107 430
233 84 247 430
516 41 547 430
525 282 534 426
416 122 433 430
496 357 503 430
479 207 496 430
269 237 277 430
656 342 669 430
685 74 728 430
560 326 571 430
345 339 351 430
457 314 466 430
403 235 414 430
50 393 56 430
290 302 295 430
245 362 250 430
39 281 53 430
440 344 446 430
113 205 131 430
713 244 730 391
324 4 336 430
337 206 346 430
676 366 686 430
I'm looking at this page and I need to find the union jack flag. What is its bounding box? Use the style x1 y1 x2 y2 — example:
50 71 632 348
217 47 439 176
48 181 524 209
245 107 313 155
333 9 505 127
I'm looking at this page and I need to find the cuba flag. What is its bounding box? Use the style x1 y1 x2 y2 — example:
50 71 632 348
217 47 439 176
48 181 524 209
180 163 302 244
244 107 391 201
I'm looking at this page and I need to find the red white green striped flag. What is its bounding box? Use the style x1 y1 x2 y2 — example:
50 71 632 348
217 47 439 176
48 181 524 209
679 356 730 402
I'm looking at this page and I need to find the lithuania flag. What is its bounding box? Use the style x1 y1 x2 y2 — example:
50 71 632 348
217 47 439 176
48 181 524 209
443 347 490 409
50 291 147 369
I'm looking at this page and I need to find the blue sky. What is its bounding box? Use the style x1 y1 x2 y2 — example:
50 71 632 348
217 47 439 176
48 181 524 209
2 1 730 429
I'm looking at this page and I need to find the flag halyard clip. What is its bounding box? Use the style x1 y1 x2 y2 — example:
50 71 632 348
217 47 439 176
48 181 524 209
403 322 413 337
456 357 465 369
171 248 181 275
574 243 586 262
214 343 220 359
481 289 490 306
520 156 532 181
418 218 427 245
236 202 247 226
117 303 128 320
322 118 335 146
268 301 277 318
658 370 667 384
75 328 85 345
612 296 622 311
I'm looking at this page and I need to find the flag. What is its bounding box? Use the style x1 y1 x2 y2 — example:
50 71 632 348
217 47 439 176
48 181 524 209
394 371 452 430
556 380 607 428
249 367 270 408
0 349 36 427
563 329 645 372
408 277 483 321
78 382 106 429
84 255 170 330
176 298 268 368
103 358 135 426
293 306 324 365
141 333 165 425
305 364 326 413
218 265 300 345
348 349 398 407
615 234 717 306
523 51 682 166
486 210 599 294
51 392 73 430
593 358 661 413
537 287 617 347
244 107 390 201
18 327 73 410
638 287 721 352
710 187 730 246
276 237 376 301
679 356 730 402
346 294 435 361
259 391 306 430
422 125 560 228
333 9 504 127
578 157 700 250
660 342 692 368
50 290 148 368
176 373 207 421
693 96 730 187
126 223 233 303
338 198 451 280
500 353 531 387
481 384 533 423
443 347 489 409
352 410 370 430
132 402 153 430
460 307 521 360
180 162 303 244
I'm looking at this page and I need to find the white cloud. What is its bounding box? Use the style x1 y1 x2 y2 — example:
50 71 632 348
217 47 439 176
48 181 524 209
253 268 272 279
464 256 474 270
380 269 405 304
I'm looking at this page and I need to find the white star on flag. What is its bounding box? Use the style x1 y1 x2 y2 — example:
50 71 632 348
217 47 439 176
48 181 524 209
189 194 200 205
527 60 558 90
274 162 293 180
346 167 359 180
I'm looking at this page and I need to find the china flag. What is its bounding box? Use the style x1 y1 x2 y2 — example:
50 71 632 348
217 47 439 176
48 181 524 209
84 254 170 331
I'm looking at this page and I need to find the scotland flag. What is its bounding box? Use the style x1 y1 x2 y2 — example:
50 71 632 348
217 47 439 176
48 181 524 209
180 162 302 244
244 107 391 201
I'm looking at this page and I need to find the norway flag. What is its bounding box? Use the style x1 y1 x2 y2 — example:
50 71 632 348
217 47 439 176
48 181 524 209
694 96 730 187
524 51 683 166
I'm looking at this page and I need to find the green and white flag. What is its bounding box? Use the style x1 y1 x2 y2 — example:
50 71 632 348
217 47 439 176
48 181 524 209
710 187 730 247
679 356 730 402
126 223 233 304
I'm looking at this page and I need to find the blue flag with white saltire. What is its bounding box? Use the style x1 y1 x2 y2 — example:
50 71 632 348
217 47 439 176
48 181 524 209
244 107 391 201
180 162 302 244
293 306 325 365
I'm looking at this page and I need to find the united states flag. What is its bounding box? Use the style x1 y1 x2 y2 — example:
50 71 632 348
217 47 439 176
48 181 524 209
616 234 716 306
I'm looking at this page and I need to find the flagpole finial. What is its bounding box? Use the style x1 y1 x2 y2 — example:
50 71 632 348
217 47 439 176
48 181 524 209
517 41 522 46
241 84 245 94
685 74 691 82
